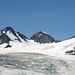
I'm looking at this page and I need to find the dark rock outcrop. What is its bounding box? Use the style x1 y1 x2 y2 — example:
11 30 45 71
30 31 55 44
0 33 11 44
68 36 75 39
55 40 61 43
65 50 75 55
17 32 27 42
4 44 12 48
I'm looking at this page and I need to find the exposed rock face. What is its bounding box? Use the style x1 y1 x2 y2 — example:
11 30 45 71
30 31 55 44
0 27 27 44
55 40 61 43
17 32 27 42
68 36 75 39
0 33 11 44
4 44 12 48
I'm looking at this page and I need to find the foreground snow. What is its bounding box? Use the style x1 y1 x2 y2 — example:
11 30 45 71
0 53 74 75
0 37 75 61
0 67 47 75
0 38 75 75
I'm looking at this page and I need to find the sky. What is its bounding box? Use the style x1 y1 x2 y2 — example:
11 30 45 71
0 0 75 41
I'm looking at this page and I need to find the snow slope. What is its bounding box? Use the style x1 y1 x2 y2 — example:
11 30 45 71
0 37 75 75
0 37 75 61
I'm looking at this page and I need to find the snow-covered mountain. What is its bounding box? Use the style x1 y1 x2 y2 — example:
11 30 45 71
0 27 56 44
0 27 75 57
0 27 27 44
0 27 75 75
30 31 55 43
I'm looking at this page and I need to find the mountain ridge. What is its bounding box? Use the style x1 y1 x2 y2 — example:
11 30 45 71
0 27 27 44
0 27 74 45
0 27 56 44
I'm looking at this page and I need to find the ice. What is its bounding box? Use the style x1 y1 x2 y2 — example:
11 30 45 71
0 53 73 75
0 36 75 74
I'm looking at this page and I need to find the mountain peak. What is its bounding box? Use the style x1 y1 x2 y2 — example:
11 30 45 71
30 31 55 44
0 27 27 44
3 27 14 33
36 31 49 35
5 27 13 30
1 27 15 34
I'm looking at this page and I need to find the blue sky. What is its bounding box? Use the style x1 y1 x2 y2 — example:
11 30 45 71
0 0 75 40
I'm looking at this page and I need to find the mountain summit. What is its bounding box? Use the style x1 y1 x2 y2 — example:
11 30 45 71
30 31 55 44
0 27 27 44
0 27 56 44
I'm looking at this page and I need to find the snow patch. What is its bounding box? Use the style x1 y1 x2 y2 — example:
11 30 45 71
3 31 5 33
6 31 18 41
